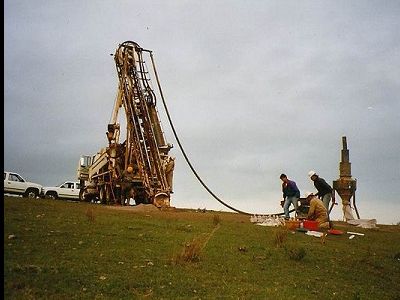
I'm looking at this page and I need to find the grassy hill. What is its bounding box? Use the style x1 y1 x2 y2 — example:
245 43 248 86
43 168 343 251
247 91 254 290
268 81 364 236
4 196 400 299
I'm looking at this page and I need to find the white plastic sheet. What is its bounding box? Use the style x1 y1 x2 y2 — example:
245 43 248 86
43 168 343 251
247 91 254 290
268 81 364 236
250 215 285 227
347 219 377 228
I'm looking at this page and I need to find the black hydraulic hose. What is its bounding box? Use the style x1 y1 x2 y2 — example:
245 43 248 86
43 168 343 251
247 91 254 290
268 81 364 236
149 52 292 217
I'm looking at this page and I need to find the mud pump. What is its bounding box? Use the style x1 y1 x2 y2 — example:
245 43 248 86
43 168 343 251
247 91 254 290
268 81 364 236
77 41 174 208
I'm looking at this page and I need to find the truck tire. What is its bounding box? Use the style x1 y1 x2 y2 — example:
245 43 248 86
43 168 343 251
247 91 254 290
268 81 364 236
24 188 39 199
79 189 89 202
99 186 106 204
46 192 58 200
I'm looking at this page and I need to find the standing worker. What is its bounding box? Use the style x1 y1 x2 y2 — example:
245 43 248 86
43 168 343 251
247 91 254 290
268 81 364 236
120 165 136 205
308 170 333 210
163 155 175 194
280 173 301 220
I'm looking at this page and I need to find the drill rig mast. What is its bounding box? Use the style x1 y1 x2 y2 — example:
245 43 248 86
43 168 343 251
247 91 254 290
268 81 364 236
77 41 174 207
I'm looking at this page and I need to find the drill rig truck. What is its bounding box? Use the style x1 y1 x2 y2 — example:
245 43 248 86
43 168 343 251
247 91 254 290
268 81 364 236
77 41 174 208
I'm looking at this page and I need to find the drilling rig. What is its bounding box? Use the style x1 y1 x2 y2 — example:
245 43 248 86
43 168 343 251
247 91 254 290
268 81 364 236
77 41 174 208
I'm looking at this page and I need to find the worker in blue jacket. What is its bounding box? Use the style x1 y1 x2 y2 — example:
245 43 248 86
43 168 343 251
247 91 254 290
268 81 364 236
280 173 301 219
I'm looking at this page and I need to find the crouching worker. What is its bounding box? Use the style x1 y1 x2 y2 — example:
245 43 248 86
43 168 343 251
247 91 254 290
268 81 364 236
305 192 330 229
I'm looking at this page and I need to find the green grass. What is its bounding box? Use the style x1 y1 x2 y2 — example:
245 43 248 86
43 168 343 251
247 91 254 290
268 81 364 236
4 196 400 299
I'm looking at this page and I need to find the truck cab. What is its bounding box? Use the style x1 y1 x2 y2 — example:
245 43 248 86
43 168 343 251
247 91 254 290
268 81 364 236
42 181 81 200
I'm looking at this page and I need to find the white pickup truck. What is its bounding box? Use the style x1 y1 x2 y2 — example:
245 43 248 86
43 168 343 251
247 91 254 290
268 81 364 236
42 181 81 200
4 171 43 198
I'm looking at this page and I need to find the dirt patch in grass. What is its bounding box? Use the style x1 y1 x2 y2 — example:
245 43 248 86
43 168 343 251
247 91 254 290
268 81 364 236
106 203 161 213
104 204 250 223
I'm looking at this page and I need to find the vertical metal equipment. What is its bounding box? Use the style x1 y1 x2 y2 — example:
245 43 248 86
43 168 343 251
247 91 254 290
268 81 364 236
332 136 360 220
77 41 174 207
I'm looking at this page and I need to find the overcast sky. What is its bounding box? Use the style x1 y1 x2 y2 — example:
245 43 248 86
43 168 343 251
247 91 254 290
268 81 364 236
4 0 400 224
